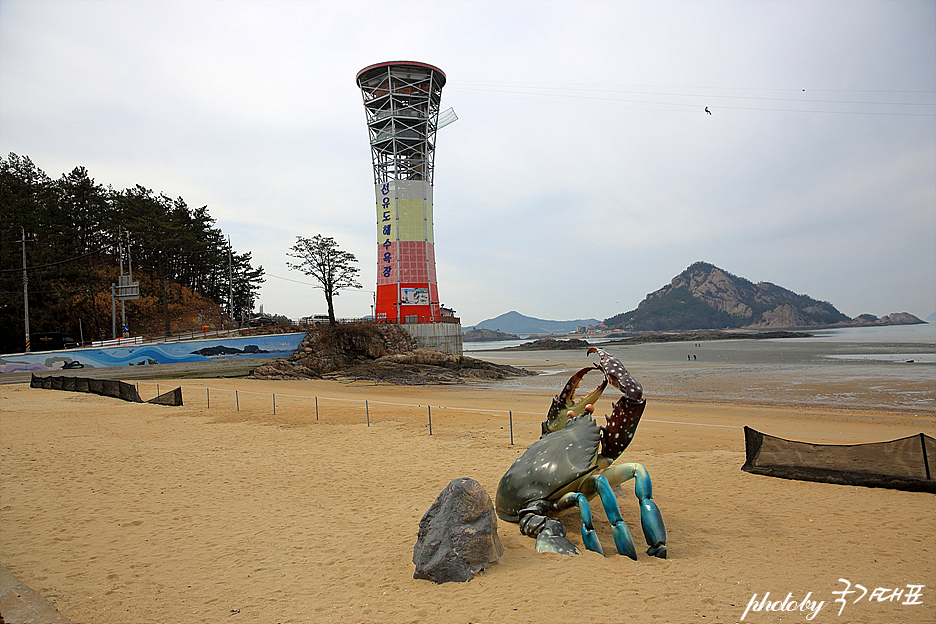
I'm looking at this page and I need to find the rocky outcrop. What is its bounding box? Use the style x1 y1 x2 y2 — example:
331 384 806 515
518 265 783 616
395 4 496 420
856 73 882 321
752 303 809 328
251 323 416 379
250 324 533 384
668 265 754 319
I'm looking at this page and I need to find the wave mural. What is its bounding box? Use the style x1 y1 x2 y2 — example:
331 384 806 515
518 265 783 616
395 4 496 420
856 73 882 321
0 333 306 374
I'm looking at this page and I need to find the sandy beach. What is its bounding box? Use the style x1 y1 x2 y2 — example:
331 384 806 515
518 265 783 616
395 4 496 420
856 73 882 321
1 368 934 624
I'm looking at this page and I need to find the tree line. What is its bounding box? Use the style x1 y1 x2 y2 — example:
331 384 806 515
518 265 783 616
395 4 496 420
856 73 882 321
0 153 265 352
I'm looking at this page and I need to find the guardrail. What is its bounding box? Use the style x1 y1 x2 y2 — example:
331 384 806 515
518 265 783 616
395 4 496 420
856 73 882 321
91 336 144 348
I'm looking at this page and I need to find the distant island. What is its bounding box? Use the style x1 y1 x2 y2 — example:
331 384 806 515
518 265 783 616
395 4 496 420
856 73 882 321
604 330 811 345
500 332 809 351
462 328 521 342
468 311 600 335
498 338 591 351
604 262 925 332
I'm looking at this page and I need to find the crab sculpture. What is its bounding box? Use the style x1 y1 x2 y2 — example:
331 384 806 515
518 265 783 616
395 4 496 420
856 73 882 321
495 348 667 559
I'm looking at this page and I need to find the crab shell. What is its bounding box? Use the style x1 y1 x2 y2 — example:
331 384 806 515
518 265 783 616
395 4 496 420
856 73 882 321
495 415 602 522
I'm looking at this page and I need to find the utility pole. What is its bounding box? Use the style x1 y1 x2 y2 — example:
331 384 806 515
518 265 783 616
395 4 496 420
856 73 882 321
227 236 234 322
21 226 30 352
118 227 126 334
111 283 117 339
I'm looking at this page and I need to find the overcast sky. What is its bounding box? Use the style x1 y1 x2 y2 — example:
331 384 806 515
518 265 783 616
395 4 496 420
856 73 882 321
2 0 934 326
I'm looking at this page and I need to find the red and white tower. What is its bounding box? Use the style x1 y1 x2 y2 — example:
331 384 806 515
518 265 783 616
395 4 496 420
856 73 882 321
356 61 448 324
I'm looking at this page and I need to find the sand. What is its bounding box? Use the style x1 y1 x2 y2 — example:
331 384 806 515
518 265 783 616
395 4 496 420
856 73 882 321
1 373 934 624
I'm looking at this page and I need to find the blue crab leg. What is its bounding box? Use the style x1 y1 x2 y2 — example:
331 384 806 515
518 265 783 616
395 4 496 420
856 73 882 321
603 462 668 559
570 493 604 555
594 475 638 560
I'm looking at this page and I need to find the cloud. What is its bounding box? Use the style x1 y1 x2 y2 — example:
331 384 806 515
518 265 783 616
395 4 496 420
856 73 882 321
2 0 933 325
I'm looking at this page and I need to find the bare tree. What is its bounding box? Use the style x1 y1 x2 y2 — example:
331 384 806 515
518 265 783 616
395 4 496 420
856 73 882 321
286 235 361 325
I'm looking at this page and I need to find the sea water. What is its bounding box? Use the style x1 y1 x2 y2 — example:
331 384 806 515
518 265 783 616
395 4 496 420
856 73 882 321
469 324 935 413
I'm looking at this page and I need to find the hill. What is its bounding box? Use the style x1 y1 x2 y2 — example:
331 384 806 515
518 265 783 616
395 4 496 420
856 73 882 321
472 311 600 335
604 262 923 331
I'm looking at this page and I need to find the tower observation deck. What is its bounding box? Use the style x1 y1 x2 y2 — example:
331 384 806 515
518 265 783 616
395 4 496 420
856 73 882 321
356 61 449 325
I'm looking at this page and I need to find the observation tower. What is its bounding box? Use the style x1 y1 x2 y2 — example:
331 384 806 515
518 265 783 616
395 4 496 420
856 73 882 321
356 61 453 328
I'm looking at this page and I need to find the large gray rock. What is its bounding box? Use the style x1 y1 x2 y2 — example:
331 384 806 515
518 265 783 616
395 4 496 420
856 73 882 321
413 478 504 584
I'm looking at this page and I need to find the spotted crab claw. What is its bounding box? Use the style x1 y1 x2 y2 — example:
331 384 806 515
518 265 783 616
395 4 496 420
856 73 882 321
588 348 646 461
587 347 643 401
600 394 646 461
542 365 607 435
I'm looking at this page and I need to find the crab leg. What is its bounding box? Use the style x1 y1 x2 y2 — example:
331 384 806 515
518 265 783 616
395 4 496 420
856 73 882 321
602 462 667 558
570 493 604 555
594 475 638 559
518 509 580 556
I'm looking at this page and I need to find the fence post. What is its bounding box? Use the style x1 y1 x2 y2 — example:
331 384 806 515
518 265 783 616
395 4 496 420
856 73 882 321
273 393 276 415
315 396 319 420
207 387 210 409
428 405 432 435
366 400 370 426
235 390 239 412
509 410 514 445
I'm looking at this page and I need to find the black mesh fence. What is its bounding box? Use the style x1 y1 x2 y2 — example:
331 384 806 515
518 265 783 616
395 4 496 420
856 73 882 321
743 426 934 493
29 374 180 405
147 387 184 406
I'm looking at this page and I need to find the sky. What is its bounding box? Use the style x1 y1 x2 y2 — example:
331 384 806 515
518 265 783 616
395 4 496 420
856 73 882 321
1 0 934 327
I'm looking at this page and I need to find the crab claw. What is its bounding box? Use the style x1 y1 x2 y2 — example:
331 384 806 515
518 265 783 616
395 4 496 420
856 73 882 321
600 395 646 460
588 348 643 401
543 366 607 434
587 348 646 460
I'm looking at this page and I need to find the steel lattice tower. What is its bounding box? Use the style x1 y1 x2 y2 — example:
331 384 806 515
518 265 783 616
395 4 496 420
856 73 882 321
356 61 446 324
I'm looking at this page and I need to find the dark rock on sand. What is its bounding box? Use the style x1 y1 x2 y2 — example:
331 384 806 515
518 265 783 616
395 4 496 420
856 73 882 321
413 478 504 584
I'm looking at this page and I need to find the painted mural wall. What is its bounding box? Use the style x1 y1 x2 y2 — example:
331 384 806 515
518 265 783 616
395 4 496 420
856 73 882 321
0 333 306 375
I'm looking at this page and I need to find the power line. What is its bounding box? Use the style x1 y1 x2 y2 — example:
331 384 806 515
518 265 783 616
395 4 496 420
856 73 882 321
455 80 936 94
454 84 933 107
448 83 936 117
265 272 369 295
0 246 111 273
